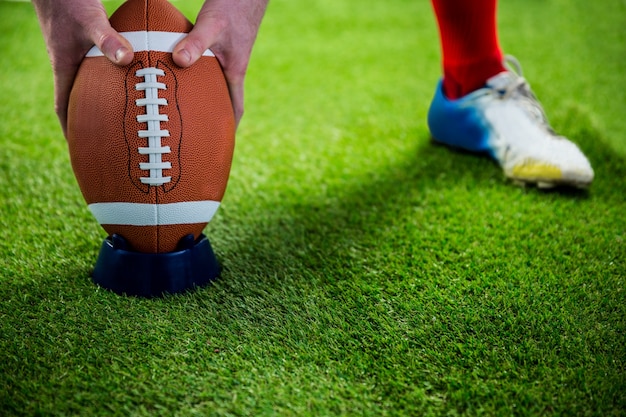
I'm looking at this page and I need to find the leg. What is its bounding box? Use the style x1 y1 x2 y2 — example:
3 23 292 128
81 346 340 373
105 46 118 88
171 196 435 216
427 0 594 188
431 0 506 99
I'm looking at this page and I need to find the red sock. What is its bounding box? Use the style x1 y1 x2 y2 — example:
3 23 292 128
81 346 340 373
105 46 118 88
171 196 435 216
431 0 506 99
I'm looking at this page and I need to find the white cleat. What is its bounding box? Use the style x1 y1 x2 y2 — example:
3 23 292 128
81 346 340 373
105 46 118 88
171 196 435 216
427 56 594 189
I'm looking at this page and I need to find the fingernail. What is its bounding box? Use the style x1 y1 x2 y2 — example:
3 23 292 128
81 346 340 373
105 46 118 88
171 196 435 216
178 48 192 65
114 47 129 63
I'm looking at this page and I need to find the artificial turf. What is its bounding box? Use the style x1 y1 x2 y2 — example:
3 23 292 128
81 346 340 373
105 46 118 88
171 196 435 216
0 0 624 415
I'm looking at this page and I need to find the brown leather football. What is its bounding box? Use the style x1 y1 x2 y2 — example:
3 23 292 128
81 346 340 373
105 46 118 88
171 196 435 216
67 0 235 253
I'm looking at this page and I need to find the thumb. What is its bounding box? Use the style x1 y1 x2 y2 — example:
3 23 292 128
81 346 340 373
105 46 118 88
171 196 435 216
89 21 134 65
172 15 224 67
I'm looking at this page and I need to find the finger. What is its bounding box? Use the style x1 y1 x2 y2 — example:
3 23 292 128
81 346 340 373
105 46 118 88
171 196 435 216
226 78 245 127
54 70 75 137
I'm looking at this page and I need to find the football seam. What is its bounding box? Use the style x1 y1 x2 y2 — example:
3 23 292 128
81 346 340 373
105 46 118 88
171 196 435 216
157 59 183 195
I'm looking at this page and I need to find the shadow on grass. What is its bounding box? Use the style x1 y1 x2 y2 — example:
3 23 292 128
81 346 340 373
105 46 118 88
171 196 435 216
216 115 625 289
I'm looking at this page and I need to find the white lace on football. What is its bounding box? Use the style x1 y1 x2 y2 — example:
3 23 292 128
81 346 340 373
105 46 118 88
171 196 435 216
135 67 172 186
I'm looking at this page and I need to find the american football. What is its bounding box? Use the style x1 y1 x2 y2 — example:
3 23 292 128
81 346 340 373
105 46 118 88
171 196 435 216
67 0 236 253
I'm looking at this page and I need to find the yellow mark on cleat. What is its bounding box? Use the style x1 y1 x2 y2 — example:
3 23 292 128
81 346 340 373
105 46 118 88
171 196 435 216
510 162 562 181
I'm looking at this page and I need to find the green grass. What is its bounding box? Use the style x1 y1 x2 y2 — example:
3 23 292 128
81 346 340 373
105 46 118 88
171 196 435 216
1 0 625 415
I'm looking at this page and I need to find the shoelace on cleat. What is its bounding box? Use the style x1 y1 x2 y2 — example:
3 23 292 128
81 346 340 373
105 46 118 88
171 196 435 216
494 55 557 136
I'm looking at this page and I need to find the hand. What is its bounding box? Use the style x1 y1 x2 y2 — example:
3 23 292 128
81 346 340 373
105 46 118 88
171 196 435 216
32 0 134 137
33 0 268 135
173 0 269 126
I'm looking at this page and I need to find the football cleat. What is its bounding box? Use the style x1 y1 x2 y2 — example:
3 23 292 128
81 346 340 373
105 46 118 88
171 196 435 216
427 56 594 188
